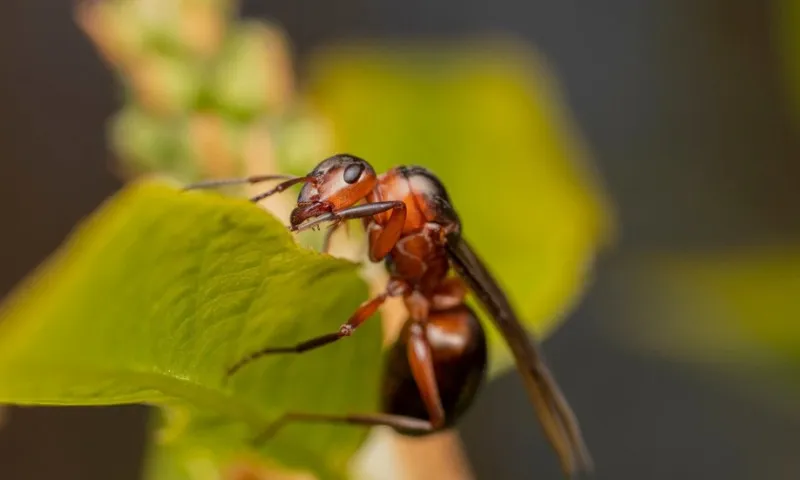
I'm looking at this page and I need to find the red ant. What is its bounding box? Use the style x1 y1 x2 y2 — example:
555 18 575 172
186 154 593 477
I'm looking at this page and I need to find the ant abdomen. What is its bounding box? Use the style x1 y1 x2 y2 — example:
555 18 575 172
380 304 488 435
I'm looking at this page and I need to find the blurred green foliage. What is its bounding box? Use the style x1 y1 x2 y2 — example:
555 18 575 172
305 42 613 371
0 183 381 479
614 248 800 364
610 247 800 417
78 0 312 183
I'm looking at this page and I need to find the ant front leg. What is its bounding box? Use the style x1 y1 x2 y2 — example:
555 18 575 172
226 279 409 377
366 203 407 262
292 201 406 258
321 220 350 254
311 202 408 258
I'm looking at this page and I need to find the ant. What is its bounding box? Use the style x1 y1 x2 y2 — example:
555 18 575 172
186 154 593 477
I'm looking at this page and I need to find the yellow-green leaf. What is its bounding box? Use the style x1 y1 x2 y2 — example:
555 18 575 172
0 182 382 479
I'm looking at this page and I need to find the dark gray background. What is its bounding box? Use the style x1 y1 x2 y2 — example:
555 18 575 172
0 1 798 479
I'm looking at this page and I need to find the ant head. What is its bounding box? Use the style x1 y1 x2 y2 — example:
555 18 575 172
290 154 378 227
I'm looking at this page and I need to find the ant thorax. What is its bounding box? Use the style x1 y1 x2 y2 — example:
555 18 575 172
369 166 458 234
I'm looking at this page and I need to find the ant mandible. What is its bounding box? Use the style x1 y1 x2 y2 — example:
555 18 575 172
186 154 593 477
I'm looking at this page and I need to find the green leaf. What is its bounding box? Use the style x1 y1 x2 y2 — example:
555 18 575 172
0 182 382 479
304 40 613 372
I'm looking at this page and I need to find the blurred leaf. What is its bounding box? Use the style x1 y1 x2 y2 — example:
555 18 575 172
0 182 382 479
271 108 335 177
209 22 292 120
111 107 198 180
111 108 257 183
78 0 230 70
607 247 800 417
76 0 149 68
126 54 204 116
611 247 800 367
305 40 613 372
138 0 229 59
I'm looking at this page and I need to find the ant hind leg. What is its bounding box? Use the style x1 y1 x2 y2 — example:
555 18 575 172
253 411 434 445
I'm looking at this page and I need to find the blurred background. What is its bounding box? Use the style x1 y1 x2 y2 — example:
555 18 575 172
1 1 799 479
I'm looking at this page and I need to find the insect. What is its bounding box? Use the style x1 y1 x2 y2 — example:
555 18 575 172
185 154 593 477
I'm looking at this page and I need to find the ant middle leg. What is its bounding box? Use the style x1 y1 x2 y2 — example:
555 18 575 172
321 220 349 254
226 279 409 377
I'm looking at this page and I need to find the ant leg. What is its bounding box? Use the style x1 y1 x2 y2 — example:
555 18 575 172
291 201 405 233
226 280 408 377
183 174 298 190
321 220 344 254
367 204 406 262
253 412 434 444
407 322 446 429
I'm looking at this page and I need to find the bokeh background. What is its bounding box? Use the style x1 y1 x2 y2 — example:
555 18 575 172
1 1 799 479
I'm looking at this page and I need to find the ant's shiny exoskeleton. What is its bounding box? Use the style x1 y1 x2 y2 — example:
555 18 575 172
186 154 593 477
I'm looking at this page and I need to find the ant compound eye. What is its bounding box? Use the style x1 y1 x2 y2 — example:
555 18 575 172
343 163 365 184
